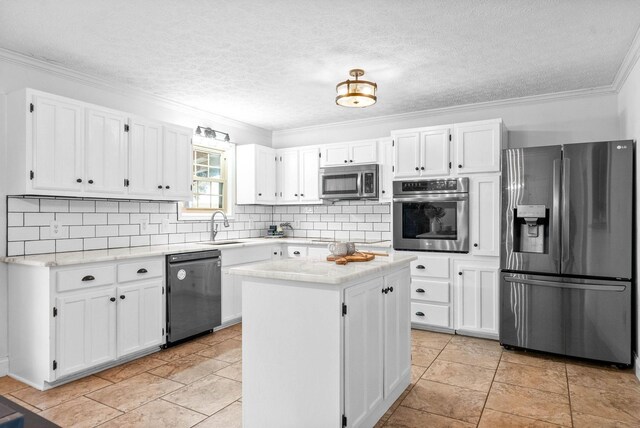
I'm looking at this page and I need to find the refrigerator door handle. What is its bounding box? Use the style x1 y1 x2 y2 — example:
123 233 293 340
552 159 561 268
504 276 626 292
562 158 570 265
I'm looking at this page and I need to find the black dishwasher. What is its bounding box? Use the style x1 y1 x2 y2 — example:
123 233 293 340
166 250 222 346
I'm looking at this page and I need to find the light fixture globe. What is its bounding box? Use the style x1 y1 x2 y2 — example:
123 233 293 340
336 69 377 107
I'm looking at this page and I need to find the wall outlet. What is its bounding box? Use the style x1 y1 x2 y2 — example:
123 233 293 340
160 218 171 233
140 218 149 233
49 220 62 238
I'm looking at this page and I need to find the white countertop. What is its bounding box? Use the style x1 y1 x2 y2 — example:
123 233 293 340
2 238 392 267
228 253 416 285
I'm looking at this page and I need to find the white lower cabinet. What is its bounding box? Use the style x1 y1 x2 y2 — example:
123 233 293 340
344 268 411 428
8 257 165 390
221 270 242 324
453 260 500 338
407 252 453 330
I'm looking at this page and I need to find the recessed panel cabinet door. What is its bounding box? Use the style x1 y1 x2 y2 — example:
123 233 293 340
32 95 83 192
117 281 163 357
350 140 378 164
393 133 420 178
344 278 384 428
469 175 500 256
256 145 277 203
128 118 163 197
383 269 411 398
420 127 450 176
163 126 192 200
85 108 128 195
279 150 299 203
321 144 349 166
378 138 393 201
454 122 501 174
299 147 320 203
55 290 116 379
454 262 499 336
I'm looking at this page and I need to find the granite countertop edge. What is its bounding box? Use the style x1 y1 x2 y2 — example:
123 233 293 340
2 238 393 267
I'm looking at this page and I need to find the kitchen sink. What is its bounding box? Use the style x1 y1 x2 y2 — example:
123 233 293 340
201 241 242 246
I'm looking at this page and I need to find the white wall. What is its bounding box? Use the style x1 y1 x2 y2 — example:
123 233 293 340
273 92 620 148
0 93 8 375
617 54 640 378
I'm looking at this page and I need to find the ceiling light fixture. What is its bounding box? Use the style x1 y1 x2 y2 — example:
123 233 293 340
335 69 377 108
195 126 231 142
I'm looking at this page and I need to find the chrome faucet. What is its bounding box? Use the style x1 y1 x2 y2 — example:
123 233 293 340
210 210 230 241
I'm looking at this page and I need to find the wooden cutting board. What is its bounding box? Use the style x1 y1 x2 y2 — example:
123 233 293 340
327 253 375 265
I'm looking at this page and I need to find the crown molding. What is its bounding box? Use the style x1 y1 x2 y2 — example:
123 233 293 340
612 25 640 92
0 47 271 138
273 85 616 136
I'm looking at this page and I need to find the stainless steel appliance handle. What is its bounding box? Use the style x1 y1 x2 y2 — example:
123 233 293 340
562 158 570 264
504 276 626 292
357 173 363 197
551 159 561 266
393 194 468 202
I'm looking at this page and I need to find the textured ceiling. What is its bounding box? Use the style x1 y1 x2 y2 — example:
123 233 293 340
1 0 639 131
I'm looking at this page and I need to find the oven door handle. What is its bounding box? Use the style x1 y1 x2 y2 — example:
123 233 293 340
393 194 468 202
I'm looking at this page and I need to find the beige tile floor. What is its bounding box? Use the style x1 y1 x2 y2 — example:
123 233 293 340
0 325 639 427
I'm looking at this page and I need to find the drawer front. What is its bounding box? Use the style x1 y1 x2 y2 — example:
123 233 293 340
222 246 273 266
411 256 450 278
287 246 307 258
56 266 116 292
411 302 450 327
307 246 330 259
411 279 450 303
118 259 164 283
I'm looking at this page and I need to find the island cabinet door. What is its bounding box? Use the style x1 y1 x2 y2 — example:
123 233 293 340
383 269 411 398
344 278 384 428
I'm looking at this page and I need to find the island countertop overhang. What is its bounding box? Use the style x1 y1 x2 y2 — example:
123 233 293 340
227 253 416 285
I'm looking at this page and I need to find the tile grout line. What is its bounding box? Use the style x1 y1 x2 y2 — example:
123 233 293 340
475 345 502 427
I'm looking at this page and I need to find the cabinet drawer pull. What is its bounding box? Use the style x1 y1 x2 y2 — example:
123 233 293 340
82 275 95 282
110 297 116 302
293 251 300 255
158 185 163 189
88 179 94 184
120 295 126 300
415 265 425 270
137 268 148 274
416 288 425 293
76 178 83 183
415 311 425 317
165 185 170 189
389 286 394 293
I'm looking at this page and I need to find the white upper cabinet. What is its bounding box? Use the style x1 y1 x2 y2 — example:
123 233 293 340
237 144 277 205
85 108 128 195
453 120 502 174
393 126 451 178
7 89 193 201
31 94 84 193
162 125 193 200
469 175 500 256
320 139 378 166
393 119 504 179
378 137 394 201
128 117 163 197
274 146 321 205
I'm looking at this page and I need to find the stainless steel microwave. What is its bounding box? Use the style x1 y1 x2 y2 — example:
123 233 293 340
319 164 379 200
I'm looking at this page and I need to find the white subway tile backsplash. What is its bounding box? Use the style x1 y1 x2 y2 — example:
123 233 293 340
83 213 108 225
141 224 160 235
7 213 23 227
108 213 130 225
69 200 95 212
119 224 140 236
140 202 160 213
365 214 382 223
159 203 178 214
286 206 300 214
96 201 119 212
350 231 365 241
357 205 374 214
40 225 69 240
7 242 24 256
108 236 130 248
24 240 55 255
365 231 382 241
185 233 201 242
357 223 373 231
119 201 140 213
335 231 350 240
84 237 108 250
313 205 328 214
150 234 169 245
96 225 119 237
56 239 83 252
176 223 193 233
56 213 83 226
8 198 39 212
24 213 54 226
8 227 40 241
374 222 390 232
342 223 357 231
341 205 356 213
313 222 328 230
69 226 96 239
130 213 150 224
373 205 390 214
320 230 335 239
349 214 365 223
320 214 334 222
130 235 150 247
150 214 169 224
169 234 185 244
40 199 69 212
327 206 341 214
327 222 342 230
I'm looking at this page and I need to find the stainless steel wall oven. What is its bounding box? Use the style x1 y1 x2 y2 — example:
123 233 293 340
393 178 469 252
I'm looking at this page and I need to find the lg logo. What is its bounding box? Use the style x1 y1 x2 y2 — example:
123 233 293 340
617 145 628 149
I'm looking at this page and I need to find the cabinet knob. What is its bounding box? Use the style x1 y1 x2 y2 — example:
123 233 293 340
416 288 425 293
389 286 394 293
458 272 463 275
416 265 425 270
415 311 425 317
300 193 304 197
76 178 82 183
88 179 94 184
458 164 463 168
110 297 116 302
421 167 425 170
137 268 148 274
293 251 300 255
381 190 385 194
120 295 126 300
294 193 298 196
165 185 170 189
158 185 163 189
349 160 353 163
474 243 478 247
382 287 389 294
344 160 348 163
415 167 419 171
258 193 262 196
82 275 95 281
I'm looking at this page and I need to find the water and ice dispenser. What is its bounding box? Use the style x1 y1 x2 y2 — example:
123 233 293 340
513 205 548 253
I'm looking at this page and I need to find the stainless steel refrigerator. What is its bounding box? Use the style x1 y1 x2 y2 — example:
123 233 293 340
500 140 634 365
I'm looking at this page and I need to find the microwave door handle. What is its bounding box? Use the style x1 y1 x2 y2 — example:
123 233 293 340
357 173 363 196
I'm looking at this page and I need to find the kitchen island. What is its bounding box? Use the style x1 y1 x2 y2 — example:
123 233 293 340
229 253 416 428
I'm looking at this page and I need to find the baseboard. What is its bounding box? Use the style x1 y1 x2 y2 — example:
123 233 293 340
0 356 8 377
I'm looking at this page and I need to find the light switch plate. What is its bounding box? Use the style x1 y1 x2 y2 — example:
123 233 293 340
49 220 62 238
